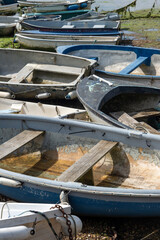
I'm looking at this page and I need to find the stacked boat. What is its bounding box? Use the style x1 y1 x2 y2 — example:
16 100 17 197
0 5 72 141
2 2 160 238
0 43 160 221
14 2 122 50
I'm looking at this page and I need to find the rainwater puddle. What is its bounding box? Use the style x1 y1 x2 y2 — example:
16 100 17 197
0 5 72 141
122 35 135 40
122 30 136 35
144 28 159 32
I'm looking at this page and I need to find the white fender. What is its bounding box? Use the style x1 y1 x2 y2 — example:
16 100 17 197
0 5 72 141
0 226 35 240
65 91 77 100
35 93 51 99
16 22 22 32
0 177 22 188
0 91 12 99
56 215 82 236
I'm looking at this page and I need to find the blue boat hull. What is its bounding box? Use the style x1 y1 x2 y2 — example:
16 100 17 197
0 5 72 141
1 182 160 217
1 115 160 217
21 30 122 36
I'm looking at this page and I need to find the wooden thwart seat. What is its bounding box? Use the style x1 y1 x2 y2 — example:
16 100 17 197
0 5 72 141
34 64 82 75
57 140 118 182
111 111 160 134
9 64 35 83
9 63 82 83
57 111 160 184
0 130 44 160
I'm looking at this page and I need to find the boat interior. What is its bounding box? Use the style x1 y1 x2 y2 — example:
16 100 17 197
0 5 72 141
99 87 160 131
60 48 160 76
1 115 160 190
0 63 84 85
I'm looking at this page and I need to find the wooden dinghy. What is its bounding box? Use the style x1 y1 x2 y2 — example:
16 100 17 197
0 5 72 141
0 202 82 239
77 74 160 128
0 114 160 217
0 3 17 15
57 44 160 83
18 19 121 35
15 32 120 51
0 48 95 100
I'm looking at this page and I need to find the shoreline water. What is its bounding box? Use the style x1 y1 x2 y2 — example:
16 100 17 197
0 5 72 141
91 0 160 12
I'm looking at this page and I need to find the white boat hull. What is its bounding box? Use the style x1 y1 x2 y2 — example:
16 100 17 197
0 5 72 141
15 33 120 50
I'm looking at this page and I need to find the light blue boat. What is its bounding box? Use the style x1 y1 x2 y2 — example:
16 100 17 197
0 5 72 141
57 44 160 84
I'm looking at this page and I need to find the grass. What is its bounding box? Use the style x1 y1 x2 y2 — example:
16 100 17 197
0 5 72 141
1 8 160 49
120 9 160 48
0 36 20 49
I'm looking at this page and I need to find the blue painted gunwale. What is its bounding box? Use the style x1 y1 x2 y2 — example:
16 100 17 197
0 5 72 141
1 115 160 216
21 29 122 36
57 44 160 80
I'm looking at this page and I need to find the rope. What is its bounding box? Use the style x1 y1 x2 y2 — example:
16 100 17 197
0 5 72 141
27 210 60 240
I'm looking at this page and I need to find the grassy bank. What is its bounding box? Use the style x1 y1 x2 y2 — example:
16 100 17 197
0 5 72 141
121 9 160 48
1 8 160 49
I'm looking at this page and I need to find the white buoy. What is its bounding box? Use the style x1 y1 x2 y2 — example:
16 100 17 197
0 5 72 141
35 93 51 99
56 215 82 236
0 177 21 188
0 226 35 240
0 91 12 99
65 91 77 100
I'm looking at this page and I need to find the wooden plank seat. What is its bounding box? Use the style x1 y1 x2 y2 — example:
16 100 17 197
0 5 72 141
129 109 160 120
111 111 160 134
8 63 83 83
0 130 44 160
57 140 118 182
33 64 82 75
57 111 157 183
9 64 35 83
119 56 149 74
93 24 105 28
0 103 24 114
61 25 75 28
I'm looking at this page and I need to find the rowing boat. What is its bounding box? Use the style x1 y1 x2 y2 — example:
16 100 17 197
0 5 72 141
0 48 95 100
0 202 82 239
77 74 160 128
18 19 121 35
0 114 160 217
15 32 120 50
57 44 160 83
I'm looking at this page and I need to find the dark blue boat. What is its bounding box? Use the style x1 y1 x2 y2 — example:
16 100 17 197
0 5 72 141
19 19 121 35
